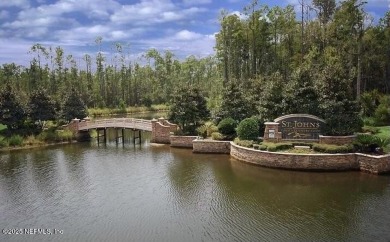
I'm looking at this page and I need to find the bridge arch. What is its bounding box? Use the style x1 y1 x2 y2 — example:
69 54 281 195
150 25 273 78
67 117 177 144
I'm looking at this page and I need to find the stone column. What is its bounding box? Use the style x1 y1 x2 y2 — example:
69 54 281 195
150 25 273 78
264 122 281 142
151 118 158 143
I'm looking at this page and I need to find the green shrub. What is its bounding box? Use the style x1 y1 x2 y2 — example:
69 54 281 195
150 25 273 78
217 117 237 135
264 142 293 152
354 134 380 153
291 142 314 148
23 135 44 146
8 135 23 146
57 130 74 142
312 143 354 153
234 138 254 148
211 132 224 140
258 144 267 150
0 136 8 148
374 96 390 126
197 121 218 138
236 118 259 141
37 130 57 142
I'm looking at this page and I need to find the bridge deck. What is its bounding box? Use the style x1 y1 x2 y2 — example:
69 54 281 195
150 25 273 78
78 118 152 131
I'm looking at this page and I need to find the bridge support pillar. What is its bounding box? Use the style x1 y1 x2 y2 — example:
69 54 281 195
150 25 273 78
151 118 177 144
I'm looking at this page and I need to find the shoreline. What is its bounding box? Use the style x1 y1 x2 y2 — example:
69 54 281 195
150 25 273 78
0 140 77 153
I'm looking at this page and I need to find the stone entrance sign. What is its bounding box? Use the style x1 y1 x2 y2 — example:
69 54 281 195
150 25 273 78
264 114 325 142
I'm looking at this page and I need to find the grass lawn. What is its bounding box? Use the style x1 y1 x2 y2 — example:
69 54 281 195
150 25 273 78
374 126 390 153
0 124 6 132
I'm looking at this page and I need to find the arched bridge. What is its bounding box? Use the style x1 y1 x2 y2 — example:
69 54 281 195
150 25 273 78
68 117 177 144
78 118 153 131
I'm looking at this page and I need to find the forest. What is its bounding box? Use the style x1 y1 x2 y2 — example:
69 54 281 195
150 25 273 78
0 0 389 137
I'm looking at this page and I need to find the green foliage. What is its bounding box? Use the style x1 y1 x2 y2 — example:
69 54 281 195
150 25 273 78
0 84 26 131
263 142 294 152
168 86 210 135
8 135 23 146
373 95 390 126
233 138 254 148
218 80 253 122
62 88 88 121
361 126 380 134
211 132 224 141
312 143 354 153
197 121 218 138
28 88 56 130
354 134 380 153
236 118 259 141
317 62 363 135
217 117 237 136
0 136 8 148
360 90 381 117
117 99 127 113
23 135 44 146
37 129 74 143
284 66 320 116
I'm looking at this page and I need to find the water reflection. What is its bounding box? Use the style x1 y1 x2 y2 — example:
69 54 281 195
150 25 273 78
0 140 389 242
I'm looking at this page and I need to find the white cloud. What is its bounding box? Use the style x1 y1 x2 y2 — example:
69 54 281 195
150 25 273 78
174 30 203 40
140 31 215 58
0 0 30 8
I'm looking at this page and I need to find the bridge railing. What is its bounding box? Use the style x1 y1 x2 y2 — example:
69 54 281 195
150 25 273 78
78 118 152 131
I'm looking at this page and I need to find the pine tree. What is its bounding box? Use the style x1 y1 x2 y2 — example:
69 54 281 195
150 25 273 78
62 88 88 122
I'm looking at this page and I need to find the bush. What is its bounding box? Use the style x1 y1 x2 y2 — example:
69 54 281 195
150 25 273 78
234 138 254 148
0 136 8 148
236 118 259 141
264 142 293 152
197 121 218 138
23 135 44 146
374 96 390 126
353 134 379 153
57 130 74 142
312 143 354 153
8 135 23 146
211 132 224 141
217 117 237 136
291 142 314 148
37 130 57 142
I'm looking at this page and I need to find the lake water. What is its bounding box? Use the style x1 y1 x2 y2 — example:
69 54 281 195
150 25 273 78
0 131 390 241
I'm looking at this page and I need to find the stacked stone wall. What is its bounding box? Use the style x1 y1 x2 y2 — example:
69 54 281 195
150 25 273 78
358 154 390 174
319 135 356 145
193 140 231 154
230 142 359 171
170 136 197 148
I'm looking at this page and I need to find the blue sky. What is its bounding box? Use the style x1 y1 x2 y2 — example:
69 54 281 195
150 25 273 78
0 0 389 66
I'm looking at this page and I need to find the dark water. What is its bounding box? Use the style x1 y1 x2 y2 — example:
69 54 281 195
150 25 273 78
0 131 390 242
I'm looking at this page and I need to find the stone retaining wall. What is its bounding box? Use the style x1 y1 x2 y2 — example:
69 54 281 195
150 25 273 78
319 135 356 145
230 142 359 171
230 142 390 174
170 136 197 148
358 153 390 174
193 140 231 154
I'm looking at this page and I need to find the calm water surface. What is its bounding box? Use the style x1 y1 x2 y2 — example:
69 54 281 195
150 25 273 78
0 131 389 242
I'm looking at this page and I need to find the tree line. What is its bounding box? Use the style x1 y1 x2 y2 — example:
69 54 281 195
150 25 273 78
0 0 389 136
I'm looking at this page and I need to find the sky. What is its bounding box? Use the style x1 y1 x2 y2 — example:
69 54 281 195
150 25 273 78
0 0 389 67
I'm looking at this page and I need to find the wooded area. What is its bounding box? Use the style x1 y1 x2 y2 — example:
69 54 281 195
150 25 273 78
0 0 389 135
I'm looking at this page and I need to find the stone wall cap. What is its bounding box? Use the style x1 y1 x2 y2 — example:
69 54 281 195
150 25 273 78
265 122 279 125
319 135 356 138
274 114 325 123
